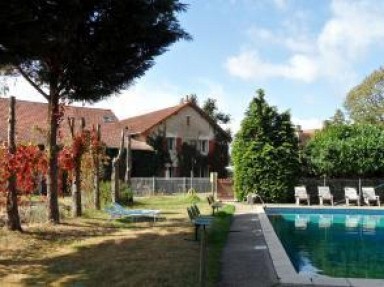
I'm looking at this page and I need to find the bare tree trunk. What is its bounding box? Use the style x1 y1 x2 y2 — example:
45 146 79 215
111 130 125 203
46 91 60 223
6 96 22 231
124 132 132 185
92 124 101 210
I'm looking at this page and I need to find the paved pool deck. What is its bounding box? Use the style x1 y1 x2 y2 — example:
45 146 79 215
217 203 278 287
218 203 384 287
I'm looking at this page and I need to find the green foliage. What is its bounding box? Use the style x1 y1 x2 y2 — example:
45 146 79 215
202 98 231 124
178 142 207 177
323 109 347 128
100 181 112 207
147 134 172 176
99 181 133 206
206 204 235 286
305 124 384 177
231 89 299 202
208 132 230 178
119 183 134 205
185 188 201 203
344 67 384 124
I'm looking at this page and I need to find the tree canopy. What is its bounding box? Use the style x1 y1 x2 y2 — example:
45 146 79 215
231 89 299 202
0 0 190 102
0 0 189 223
304 124 384 177
344 67 384 124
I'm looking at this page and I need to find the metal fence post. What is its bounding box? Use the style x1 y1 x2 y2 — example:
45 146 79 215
199 228 207 287
152 176 156 196
183 177 187 194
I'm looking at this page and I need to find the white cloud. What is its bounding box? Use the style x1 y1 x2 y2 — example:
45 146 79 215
91 81 182 120
226 50 318 83
272 0 288 10
227 0 384 85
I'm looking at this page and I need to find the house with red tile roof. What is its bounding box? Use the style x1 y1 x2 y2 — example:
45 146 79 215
0 97 230 178
120 99 231 177
0 98 152 151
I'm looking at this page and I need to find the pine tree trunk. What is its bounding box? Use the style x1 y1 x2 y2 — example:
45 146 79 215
46 92 60 223
6 96 22 232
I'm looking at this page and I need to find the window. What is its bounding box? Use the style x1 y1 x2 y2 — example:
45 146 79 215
186 115 191 126
102 115 115 123
189 139 197 148
167 137 176 150
200 140 208 153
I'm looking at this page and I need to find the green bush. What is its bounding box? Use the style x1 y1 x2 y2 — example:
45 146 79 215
305 124 384 177
120 183 134 205
100 181 112 207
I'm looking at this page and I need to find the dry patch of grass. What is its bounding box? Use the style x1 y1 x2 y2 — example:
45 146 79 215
0 194 232 287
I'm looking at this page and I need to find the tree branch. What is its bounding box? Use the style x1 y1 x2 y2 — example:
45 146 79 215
16 66 49 100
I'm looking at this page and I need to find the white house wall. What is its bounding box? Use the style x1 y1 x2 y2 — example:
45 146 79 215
148 106 216 168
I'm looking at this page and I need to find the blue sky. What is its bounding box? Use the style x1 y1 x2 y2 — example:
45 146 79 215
5 0 384 133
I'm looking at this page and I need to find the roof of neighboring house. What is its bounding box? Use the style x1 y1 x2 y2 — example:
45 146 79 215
298 129 318 145
0 98 153 151
120 101 231 140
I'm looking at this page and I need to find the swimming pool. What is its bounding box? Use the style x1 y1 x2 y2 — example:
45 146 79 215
265 207 384 279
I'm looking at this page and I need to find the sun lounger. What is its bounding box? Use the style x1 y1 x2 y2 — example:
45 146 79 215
294 186 310 205
318 186 334 206
105 203 160 222
362 187 380 206
344 187 360 206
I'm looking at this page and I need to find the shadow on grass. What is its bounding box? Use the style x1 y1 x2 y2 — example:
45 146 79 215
17 231 202 287
1 200 234 287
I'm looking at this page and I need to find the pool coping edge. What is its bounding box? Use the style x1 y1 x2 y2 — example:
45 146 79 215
257 204 384 287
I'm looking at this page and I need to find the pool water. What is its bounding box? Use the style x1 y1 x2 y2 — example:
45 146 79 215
267 209 384 279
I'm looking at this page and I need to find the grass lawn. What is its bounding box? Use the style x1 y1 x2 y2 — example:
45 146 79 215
0 194 234 287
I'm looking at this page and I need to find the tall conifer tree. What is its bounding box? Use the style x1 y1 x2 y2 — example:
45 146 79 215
232 89 299 202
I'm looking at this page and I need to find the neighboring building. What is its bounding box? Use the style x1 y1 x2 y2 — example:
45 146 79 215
296 125 318 147
120 99 231 178
0 97 230 178
0 98 152 151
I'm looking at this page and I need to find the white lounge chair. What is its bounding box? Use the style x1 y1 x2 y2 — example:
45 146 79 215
344 187 360 206
318 186 334 206
294 186 310 205
362 187 380 206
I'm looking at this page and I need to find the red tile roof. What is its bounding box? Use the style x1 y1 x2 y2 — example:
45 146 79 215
120 101 231 140
0 98 152 150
